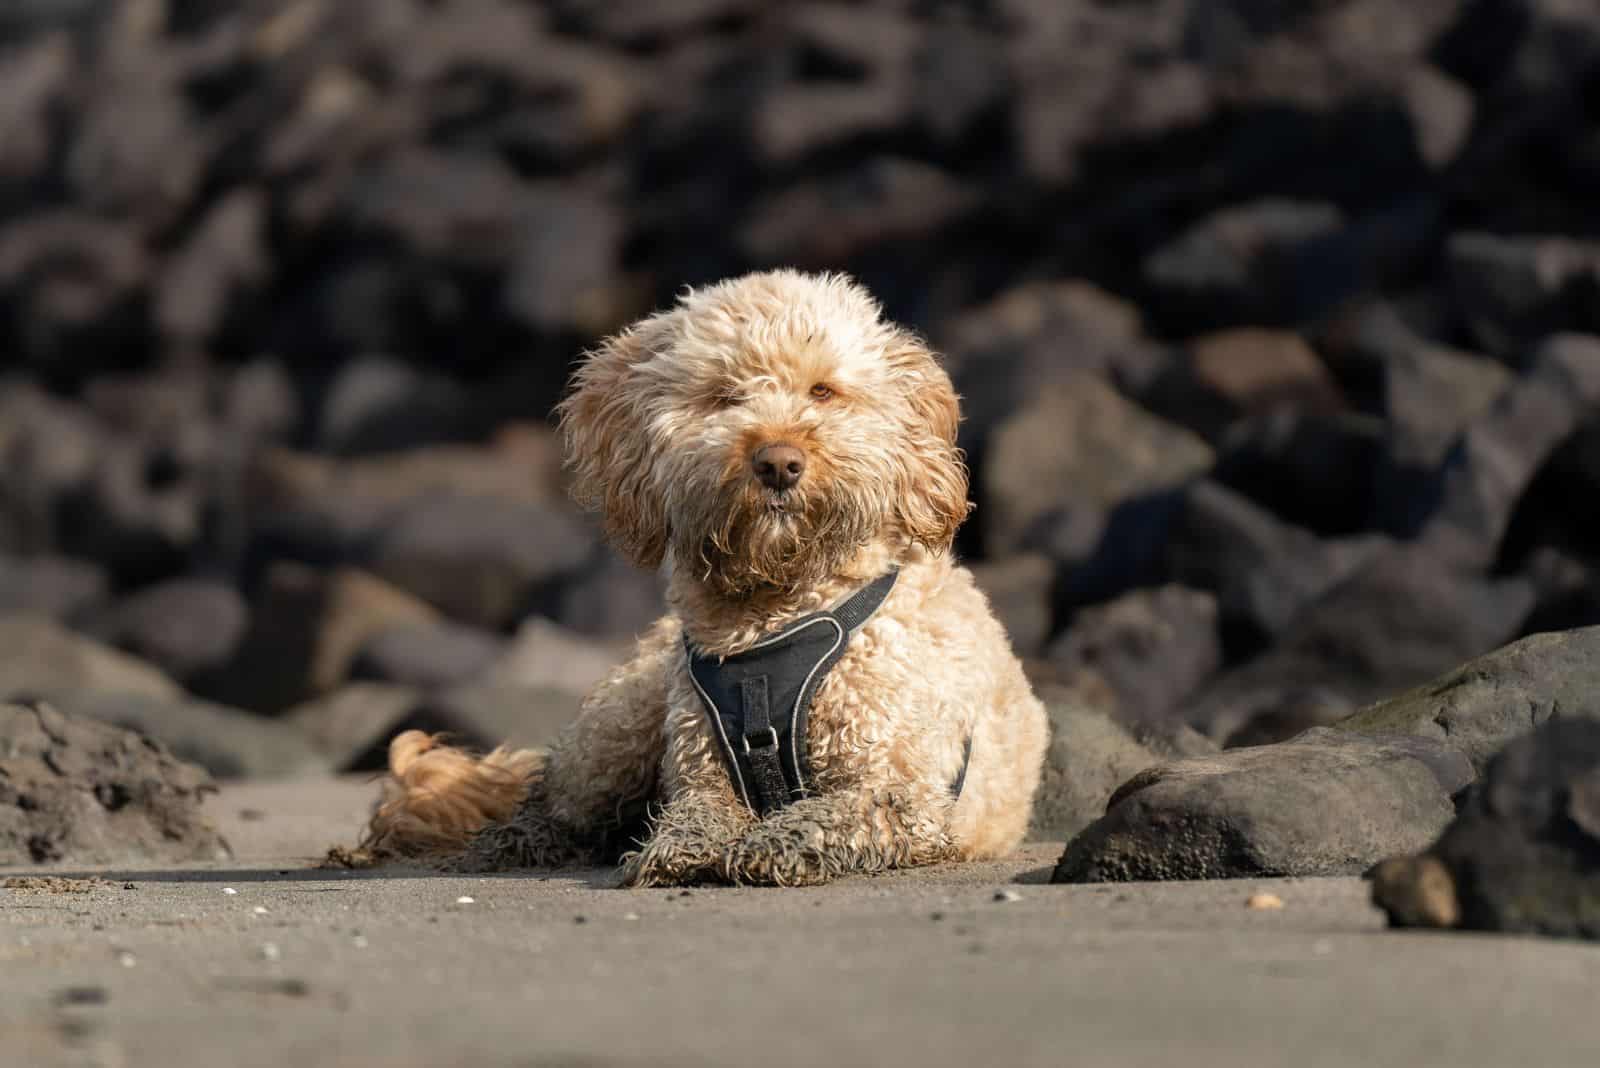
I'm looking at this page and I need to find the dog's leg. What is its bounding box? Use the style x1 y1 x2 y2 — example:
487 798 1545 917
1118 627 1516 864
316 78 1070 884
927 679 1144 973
714 786 957 887
344 620 679 871
618 706 755 886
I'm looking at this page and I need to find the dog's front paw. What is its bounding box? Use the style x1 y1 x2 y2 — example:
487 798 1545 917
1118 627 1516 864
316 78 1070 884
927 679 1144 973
618 835 721 888
715 822 839 887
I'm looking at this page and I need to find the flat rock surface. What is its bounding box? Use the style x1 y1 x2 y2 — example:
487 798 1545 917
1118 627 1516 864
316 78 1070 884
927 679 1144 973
4 779 1599 1068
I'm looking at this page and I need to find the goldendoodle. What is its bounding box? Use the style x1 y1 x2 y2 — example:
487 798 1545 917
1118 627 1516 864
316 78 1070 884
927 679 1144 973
336 269 1048 886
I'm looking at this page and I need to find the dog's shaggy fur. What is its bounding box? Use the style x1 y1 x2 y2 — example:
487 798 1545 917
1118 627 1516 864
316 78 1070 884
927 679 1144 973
337 270 1049 886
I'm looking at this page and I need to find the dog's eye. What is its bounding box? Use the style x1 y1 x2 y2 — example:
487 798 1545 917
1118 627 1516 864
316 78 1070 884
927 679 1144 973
809 383 835 401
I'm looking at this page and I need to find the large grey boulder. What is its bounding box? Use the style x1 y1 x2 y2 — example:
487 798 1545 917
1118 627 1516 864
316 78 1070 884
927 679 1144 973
1334 625 1600 775
1052 728 1472 883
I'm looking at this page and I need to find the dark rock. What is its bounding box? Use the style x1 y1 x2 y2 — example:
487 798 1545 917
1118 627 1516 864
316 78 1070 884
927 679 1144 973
0 553 106 619
153 187 268 354
42 691 329 781
366 495 597 630
500 185 630 340
335 149 532 269
483 616 624 696
1141 200 1344 332
1008 2 1211 186
738 157 977 268
1410 335 1600 570
65 65 206 226
0 33 72 187
421 681 584 755
1182 545 1535 743
241 432 565 571
223 360 302 445
0 616 180 703
1183 328 1345 432
80 370 211 444
1221 687 1354 749
285 684 455 774
1052 727 1472 883
198 564 438 715
546 550 667 643
1382 333 1512 486
1030 683 1164 842
1334 624 1600 777
1047 585 1221 730
54 435 205 587
941 280 1173 450
1520 549 1600 637
1446 233 1600 360
1373 718 1600 939
0 381 103 556
1027 490 1191 615
78 579 248 685
1162 480 1386 640
0 700 228 866
349 621 507 691
983 373 1213 556
553 0 761 47
314 356 474 457
0 214 148 384
968 553 1055 659
1212 408 1386 536
404 13 642 170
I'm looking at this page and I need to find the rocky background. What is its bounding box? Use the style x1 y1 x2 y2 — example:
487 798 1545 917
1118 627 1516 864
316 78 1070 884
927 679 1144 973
2 0 1600 893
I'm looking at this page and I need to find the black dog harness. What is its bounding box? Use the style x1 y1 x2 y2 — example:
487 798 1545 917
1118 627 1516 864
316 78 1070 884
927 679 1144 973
686 570 900 816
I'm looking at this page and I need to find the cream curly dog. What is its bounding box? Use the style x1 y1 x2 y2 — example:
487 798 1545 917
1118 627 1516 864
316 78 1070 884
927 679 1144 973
337 269 1048 886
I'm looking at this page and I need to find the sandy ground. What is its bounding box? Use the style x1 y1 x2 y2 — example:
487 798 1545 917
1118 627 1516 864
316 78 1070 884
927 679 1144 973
4 779 1599 1068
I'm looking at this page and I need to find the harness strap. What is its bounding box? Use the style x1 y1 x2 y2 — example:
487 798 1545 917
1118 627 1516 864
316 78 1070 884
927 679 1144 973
739 676 789 811
686 569 900 816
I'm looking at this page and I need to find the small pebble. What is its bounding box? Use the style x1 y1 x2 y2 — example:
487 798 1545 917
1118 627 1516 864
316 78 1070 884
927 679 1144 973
116 951 136 968
930 911 945 922
121 882 136 891
253 906 269 915
993 889 1022 903
573 915 588 925
1247 892 1285 911
352 935 369 949
222 887 238 896
455 896 475 905
623 912 640 922
261 943 281 961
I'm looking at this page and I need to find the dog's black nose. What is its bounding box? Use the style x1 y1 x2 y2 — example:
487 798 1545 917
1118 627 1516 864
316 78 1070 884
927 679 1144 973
752 443 806 491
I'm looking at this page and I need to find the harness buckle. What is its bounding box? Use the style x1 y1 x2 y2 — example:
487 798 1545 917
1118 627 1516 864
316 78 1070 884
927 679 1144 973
741 726 780 754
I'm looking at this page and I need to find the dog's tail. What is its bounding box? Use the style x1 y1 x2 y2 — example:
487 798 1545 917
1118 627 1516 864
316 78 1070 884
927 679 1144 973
323 731 543 868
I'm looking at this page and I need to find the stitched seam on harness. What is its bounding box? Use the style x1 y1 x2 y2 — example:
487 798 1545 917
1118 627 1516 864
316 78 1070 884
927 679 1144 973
789 618 844 798
686 667 753 814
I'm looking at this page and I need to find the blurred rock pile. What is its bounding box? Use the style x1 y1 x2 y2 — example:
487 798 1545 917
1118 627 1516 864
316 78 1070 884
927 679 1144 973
1 0 1599 858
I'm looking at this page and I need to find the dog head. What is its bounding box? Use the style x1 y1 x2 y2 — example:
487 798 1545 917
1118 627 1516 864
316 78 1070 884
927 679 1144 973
558 270 970 594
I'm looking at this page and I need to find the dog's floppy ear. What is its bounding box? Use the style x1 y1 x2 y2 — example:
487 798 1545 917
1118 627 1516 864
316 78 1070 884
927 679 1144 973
887 334 972 550
557 311 676 569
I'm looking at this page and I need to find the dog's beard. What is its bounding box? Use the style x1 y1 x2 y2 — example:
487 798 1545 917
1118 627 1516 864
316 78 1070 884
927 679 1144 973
671 471 882 597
